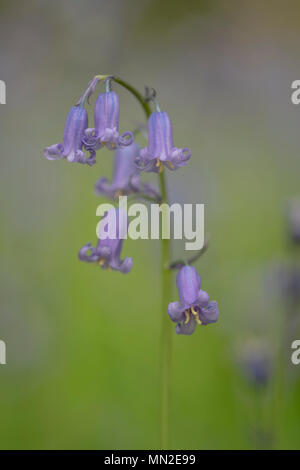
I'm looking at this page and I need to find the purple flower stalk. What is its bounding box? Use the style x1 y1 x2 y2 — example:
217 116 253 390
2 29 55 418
78 208 133 274
95 141 160 200
84 91 133 151
168 266 219 335
136 111 191 173
44 105 96 165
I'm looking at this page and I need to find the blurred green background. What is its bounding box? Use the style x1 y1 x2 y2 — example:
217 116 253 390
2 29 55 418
0 0 300 449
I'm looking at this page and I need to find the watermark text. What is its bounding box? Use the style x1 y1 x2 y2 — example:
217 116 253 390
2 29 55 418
0 80 6 104
96 196 204 251
0 340 6 365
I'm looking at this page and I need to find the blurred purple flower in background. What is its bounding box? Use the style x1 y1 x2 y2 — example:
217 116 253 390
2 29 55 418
267 263 300 308
78 208 133 274
238 339 272 387
44 106 96 165
265 200 300 310
95 141 160 201
168 265 219 335
136 111 191 173
84 91 133 151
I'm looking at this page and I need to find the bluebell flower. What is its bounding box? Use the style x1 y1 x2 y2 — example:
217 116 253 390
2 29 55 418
168 266 219 335
95 141 160 201
44 105 96 165
78 208 133 274
84 91 133 151
136 111 191 173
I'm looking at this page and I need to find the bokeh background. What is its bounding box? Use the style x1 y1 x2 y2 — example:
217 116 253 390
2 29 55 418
0 0 300 449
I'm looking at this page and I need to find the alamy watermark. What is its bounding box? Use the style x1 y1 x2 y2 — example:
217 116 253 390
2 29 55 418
96 196 204 251
0 80 6 104
291 340 300 365
0 340 6 365
291 80 300 104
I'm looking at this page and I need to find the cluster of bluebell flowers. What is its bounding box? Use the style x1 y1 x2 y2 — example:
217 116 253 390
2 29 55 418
44 76 219 335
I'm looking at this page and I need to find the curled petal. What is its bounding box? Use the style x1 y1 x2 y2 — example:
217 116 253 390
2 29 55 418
169 147 191 167
85 148 97 166
116 256 133 274
44 143 64 160
118 131 133 147
78 243 99 262
168 302 184 322
83 128 98 148
198 301 219 325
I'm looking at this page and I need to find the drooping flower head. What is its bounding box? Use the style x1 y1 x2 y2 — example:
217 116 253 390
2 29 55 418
44 105 96 165
168 265 219 335
84 91 133 151
95 141 160 201
78 208 132 274
136 111 191 173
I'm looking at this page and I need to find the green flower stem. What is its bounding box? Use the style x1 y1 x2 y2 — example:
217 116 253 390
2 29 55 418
158 171 172 450
109 76 172 449
113 77 152 121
